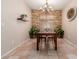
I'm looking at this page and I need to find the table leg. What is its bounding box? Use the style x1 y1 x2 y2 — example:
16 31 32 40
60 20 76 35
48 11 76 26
54 36 57 50
37 37 40 51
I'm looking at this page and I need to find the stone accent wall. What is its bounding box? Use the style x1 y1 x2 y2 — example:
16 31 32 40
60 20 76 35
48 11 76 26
32 10 62 30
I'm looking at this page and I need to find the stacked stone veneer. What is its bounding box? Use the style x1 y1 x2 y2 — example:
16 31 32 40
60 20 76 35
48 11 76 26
31 10 62 30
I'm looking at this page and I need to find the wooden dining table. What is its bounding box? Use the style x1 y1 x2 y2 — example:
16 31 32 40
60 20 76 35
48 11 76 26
36 32 57 51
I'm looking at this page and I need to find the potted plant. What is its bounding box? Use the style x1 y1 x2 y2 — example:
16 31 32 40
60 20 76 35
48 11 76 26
29 26 40 38
54 26 64 38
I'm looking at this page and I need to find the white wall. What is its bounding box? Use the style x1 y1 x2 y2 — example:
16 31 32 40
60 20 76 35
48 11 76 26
62 0 77 45
1 0 32 56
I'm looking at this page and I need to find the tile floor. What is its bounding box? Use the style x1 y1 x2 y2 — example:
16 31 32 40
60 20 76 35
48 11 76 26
2 38 77 59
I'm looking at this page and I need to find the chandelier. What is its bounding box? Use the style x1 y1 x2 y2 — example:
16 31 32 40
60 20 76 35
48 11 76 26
39 0 54 13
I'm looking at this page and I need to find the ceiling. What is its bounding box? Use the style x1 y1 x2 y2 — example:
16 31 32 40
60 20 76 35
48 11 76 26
25 0 72 10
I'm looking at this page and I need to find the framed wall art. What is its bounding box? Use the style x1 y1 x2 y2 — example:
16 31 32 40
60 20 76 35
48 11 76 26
67 7 77 22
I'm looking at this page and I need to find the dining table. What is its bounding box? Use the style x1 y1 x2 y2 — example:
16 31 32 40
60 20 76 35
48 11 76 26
36 32 57 51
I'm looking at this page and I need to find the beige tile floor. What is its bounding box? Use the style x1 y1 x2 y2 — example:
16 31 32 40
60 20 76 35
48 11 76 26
2 38 77 59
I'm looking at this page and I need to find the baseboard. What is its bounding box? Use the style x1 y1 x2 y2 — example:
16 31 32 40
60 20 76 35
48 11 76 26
64 38 77 48
1 39 29 58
